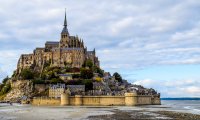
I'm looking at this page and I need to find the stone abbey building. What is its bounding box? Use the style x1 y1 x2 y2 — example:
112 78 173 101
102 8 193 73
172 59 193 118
17 12 100 73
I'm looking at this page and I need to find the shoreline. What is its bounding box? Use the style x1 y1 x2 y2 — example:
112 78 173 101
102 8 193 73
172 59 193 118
0 103 200 120
88 109 200 120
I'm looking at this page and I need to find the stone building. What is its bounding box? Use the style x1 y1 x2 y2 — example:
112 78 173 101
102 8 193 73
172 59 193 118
17 11 100 74
58 74 73 81
67 85 85 95
49 84 65 98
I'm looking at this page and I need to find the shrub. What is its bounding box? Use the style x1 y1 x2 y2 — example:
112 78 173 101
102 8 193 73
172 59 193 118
80 68 93 79
93 66 104 77
95 77 102 82
50 78 64 84
86 59 93 68
0 83 11 95
81 79 93 91
32 79 45 84
113 72 122 83
2 76 9 84
0 84 4 92
72 74 80 79
20 68 34 80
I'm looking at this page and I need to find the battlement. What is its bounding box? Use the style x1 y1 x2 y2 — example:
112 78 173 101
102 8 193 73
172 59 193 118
32 93 161 106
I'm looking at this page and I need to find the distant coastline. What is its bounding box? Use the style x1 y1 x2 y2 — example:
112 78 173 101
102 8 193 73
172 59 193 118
161 98 200 100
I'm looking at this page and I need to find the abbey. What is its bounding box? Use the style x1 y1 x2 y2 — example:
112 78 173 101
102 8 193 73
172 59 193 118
3 12 161 106
17 12 99 74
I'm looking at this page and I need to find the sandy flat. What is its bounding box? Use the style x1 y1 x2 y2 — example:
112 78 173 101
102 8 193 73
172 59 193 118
0 103 199 120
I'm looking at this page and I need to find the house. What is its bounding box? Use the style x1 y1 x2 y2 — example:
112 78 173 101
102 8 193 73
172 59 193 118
49 84 65 98
58 74 73 81
67 85 85 95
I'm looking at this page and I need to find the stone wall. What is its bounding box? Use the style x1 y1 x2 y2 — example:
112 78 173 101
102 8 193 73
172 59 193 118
80 96 125 106
152 96 161 105
137 95 153 105
32 93 161 106
32 97 60 106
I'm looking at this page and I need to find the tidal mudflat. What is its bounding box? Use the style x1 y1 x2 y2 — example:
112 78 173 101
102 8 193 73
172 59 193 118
0 100 200 120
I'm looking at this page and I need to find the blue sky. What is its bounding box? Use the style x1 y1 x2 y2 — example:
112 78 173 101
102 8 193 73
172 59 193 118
0 0 200 97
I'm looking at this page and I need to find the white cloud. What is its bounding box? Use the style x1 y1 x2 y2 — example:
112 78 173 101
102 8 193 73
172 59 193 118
171 27 200 42
133 79 157 87
184 86 200 94
109 17 134 35
133 79 200 97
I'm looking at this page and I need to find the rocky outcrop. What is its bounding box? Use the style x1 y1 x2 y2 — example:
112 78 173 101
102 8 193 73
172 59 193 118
4 80 34 102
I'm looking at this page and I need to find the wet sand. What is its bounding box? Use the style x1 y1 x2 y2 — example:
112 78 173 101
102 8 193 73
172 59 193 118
0 104 200 120
88 109 200 120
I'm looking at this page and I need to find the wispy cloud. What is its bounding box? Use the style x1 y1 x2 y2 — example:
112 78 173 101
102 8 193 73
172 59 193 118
133 78 200 97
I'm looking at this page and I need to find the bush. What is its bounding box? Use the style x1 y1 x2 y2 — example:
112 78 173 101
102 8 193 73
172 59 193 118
0 83 11 95
86 59 93 68
41 70 56 80
41 66 63 80
0 84 4 92
81 79 93 91
50 78 64 84
20 68 34 80
72 74 80 79
32 79 45 84
11 71 17 78
113 72 122 83
95 77 102 82
93 66 104 77
2 76 9 84
44 60 51 68
80 68 93 79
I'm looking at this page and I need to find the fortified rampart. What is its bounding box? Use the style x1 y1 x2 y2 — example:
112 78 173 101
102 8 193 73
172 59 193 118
32 93 161 106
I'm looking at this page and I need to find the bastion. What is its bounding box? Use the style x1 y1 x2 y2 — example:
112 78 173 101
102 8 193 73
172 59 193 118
32 92 161 106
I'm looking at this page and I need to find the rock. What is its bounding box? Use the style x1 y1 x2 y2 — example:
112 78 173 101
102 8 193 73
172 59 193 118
4 80 34 102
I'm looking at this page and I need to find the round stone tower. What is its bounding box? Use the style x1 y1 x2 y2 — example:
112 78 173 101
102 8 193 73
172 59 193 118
125 92 137 106
74 95 83 106
61 92 69 106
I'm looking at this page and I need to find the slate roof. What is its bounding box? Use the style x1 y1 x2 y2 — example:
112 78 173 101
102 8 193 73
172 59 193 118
45 41 59 45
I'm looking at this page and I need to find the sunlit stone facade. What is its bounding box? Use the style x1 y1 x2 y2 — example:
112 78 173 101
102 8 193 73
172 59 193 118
17 12 99 74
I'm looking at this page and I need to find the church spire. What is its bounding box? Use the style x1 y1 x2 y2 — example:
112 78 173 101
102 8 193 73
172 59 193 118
61 9 69 35
64 9 67 27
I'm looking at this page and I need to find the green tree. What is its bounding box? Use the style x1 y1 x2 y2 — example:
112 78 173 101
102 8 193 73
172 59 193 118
86 59 93 68
0 83 11 95
44 60 51 68
32 78 46 84
93 66 104 77
81 79 93 91
20 68 34 80
113 72 122 83
80 68 93 79
41 66 61 80
72 74 81 79
11 70 17 78
2 76 9 84
50 78 64 84
0 84 4 92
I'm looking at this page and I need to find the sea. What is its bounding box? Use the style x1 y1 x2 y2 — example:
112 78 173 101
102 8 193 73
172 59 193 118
161 100 200 114
0 100 199 120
